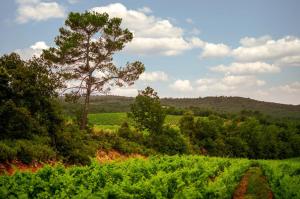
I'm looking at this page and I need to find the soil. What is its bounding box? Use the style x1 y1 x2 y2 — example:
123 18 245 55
233 167 273 199
0 150 146 175
96 149 146 163
0 160 52 176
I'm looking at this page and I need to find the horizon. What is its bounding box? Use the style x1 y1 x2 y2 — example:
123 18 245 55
88 94 300 106
1 0 300 104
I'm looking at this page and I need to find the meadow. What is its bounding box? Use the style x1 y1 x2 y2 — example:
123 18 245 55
88 112 191 131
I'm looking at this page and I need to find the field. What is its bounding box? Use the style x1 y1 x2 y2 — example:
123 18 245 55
88 112 189 131
1 156 299 199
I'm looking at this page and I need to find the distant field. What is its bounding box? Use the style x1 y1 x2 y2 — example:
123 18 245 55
88 112 186 127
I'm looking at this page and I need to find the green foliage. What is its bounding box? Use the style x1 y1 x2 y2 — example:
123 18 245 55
0 137 56 163
55 124 96 165
259 159 300 199
129 87 166 134
149 125 190 155
0 156 252 199
179 111 195 138
93 129 152 155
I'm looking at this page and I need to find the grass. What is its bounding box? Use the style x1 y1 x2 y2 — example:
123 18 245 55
88 112 192 127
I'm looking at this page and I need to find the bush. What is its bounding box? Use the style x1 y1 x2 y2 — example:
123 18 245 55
149 125 190 155
55 124 95 165
118 122 144 143
0 142 17 162
0 137 56 164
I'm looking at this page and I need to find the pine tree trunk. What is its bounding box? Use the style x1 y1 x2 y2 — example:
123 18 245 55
80 81 91 130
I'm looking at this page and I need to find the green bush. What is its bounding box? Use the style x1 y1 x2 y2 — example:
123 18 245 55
149 125 190 155
0 137 56 164
0 142 17 162
118 122 144 143
55 124 95 165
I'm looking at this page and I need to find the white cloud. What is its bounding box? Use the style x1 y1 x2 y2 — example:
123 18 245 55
211 62 280 75
16 0 65 23
137 6 152 14
201 43 231 58
110 87 138 97
188 37 206 48
125 37 190 56
275 55 300 67
91 3 194 56
196 75 265 93
15 41 49 60
275 81 300 94
170 80 193 92
239 35 272 47
139 71 168 82
233 36 300 63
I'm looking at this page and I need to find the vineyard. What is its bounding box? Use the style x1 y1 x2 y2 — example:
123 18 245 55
0 156 299 198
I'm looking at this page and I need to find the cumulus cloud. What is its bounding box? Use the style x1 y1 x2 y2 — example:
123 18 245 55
139 71 168 82
170 80 193 92
275 81 300 94
239 35 272 47
137 6 152 14
211 62 280 75
91 3 197 56
196 75 265 93
232 36 300 63
15 41 49 60
275 55 300 67
16 0 65 23
200 43 231 58
110 87 138 97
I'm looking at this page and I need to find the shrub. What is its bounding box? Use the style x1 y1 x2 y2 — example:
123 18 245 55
0 142 17 162
149 125 190 155
118 122 144 143
55 124 95 165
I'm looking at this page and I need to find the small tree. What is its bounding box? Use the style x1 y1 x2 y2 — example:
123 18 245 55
43 12 145 129
129 87 166 134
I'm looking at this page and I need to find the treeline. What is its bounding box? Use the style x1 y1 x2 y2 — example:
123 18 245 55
61 95 300 119
179 112 300 159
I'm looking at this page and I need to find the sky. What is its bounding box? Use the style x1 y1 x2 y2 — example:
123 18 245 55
1 0 300 105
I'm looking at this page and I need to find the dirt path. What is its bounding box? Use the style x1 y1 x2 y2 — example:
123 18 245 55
233 167 273 199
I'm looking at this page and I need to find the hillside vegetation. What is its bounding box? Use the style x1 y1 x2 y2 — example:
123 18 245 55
61 95 300 119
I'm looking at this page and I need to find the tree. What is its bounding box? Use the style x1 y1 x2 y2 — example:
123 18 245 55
0 53 63 143
43 12 145 129
129 87 166 134
179 111 195 138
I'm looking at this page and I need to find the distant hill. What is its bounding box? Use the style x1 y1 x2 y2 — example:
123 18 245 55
61 95 300 119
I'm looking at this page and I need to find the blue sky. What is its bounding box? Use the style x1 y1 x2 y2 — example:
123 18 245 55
1 0 300 104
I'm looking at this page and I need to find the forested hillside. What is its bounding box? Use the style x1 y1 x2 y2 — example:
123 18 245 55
61 95 300 119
